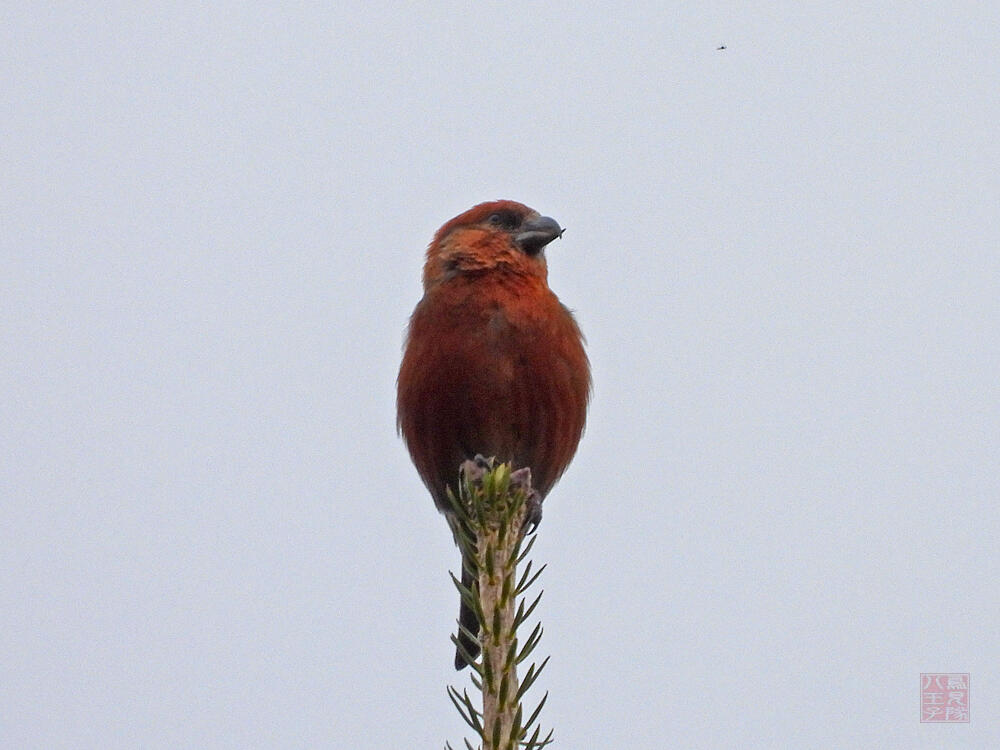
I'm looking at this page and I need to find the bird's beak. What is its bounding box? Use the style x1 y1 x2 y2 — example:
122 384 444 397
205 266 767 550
515 215 564 255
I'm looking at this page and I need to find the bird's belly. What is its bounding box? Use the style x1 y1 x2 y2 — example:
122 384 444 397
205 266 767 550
440 326 577 494
399 292 588 507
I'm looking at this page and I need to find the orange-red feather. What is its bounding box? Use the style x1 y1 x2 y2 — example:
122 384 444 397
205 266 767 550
398 200 589 508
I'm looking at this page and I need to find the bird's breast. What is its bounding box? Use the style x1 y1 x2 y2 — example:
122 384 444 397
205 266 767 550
398 275 589 504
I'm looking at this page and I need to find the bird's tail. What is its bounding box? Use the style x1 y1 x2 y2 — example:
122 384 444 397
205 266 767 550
454 554 480 670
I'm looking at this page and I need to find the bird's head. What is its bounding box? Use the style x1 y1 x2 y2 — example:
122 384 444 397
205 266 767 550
422 200 564 289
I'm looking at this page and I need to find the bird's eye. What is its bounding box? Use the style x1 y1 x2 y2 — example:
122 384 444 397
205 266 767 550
487 212 519 230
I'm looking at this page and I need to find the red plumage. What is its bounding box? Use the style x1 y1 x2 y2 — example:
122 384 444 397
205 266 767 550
397 200 590 669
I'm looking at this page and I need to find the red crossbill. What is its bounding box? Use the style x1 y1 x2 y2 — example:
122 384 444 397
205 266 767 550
397 200 590 669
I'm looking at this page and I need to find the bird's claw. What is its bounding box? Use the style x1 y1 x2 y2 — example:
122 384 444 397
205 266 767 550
510 467 542 533
522 489 543 534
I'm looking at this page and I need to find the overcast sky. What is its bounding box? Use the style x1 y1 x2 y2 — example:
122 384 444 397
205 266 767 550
3 2 998 748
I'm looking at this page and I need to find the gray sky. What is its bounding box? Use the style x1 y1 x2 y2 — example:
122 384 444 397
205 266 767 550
3 2 998 748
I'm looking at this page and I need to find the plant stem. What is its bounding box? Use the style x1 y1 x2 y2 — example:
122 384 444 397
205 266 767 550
477 502 526 750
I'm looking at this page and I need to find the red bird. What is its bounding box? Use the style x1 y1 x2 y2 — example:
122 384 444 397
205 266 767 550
397 200 590 669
